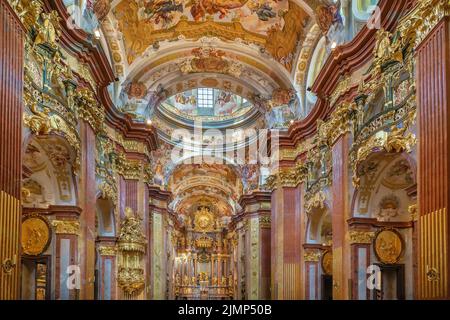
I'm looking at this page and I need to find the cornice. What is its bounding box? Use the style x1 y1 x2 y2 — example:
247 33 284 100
22 205 82 217
147 185 172 203
238 191 272 208
347 217 414 229
46 0 114 88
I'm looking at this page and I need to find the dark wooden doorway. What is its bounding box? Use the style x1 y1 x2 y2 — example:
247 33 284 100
321 275 333 300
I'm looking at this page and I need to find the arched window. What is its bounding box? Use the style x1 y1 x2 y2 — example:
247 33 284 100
352 0 378 21
306 37 327 104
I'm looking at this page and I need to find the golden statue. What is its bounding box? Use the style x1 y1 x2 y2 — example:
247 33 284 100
221 276 227 286
34 11 61 49
183 275 189 286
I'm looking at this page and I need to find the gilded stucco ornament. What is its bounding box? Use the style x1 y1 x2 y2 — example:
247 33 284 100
99 246 117 256
397 0 450 49
304 250 321 262
305 191 326 216
409 204 418 222
317 102 357 146
117 208 146 295
194 207 215 233
52 220 80 235
259 215 271 228
113 151 143 180
75 88 106 134
350 18 419 188
96 134 118 207
348 230 375 244
9 0 43 31
264 162 307 191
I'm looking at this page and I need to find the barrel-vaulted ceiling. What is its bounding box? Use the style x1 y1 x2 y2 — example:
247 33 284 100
167 163 243 216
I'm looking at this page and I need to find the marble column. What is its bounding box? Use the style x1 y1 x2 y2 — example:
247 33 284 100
79 121 96 299
96 237 117 300
416 15 450 299
271 184 302 300
148 186 171 299
238 191 272 300
348 230 374 300
53 215 81 300
0 0 24 300
330 133 352 299
303 247 321 300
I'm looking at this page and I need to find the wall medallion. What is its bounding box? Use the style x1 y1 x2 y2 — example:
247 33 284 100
374 229 404 264
21 215 51 256
321 250 333 275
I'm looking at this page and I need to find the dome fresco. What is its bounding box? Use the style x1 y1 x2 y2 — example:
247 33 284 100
161 88 253 121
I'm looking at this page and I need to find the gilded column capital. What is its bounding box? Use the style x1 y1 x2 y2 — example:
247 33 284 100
259 215 271 228
398 0 450 49
75 88 106 134
318 102 357 146
52 220 80 235
304 190 327 216
98 246 117 256
303 250 321 262
265 163 307 191
113 151 144 181
409 204 418 222
348 230 375 245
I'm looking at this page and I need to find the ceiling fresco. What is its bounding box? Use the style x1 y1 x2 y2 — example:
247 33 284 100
113 0 309 70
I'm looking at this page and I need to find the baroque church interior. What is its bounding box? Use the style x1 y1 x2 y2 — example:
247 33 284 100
0 0 449 301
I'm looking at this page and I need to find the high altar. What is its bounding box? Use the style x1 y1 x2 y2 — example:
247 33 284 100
173 206 234 300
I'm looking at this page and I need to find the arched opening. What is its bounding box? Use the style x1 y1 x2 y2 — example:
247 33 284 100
304 198 333 300
21 134 78 300
353 152 416 300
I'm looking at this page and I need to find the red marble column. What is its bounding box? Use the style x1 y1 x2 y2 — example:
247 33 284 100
416 17 450 299
0 0 24 300
80 122 96 299
271 185 302 299
148 186 171 299
331 134 351 300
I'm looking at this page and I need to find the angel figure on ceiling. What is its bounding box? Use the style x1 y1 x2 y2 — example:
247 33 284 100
142 0 184 28
315 0 345 49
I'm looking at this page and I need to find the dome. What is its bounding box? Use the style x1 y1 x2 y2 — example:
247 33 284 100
160 88 253 123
